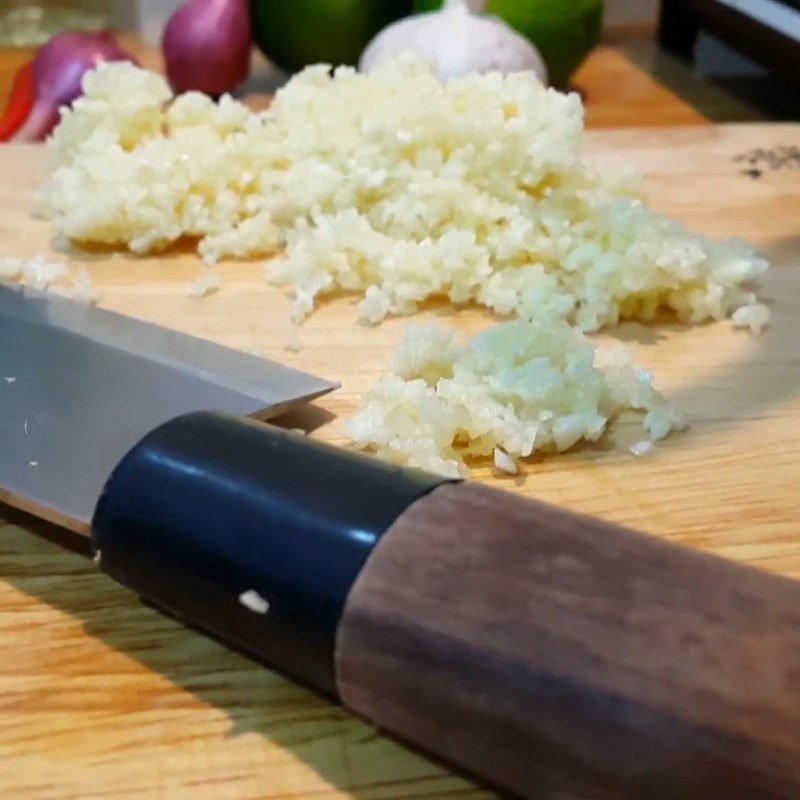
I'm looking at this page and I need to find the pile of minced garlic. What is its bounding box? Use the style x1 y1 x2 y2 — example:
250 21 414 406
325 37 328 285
40 59 768 331
348 321 687 477
36 59 770 474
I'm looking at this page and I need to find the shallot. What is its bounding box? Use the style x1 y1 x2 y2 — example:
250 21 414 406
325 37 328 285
12 31 134 142
163 0 252 96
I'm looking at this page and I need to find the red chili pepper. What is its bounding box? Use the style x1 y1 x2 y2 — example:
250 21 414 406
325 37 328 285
0 62 35 142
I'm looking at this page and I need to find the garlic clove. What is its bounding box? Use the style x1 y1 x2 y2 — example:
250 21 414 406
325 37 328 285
359 0 547 84
359 17 427 75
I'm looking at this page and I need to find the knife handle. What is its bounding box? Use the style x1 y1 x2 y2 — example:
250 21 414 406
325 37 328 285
337 481 800 800
92 412 800 800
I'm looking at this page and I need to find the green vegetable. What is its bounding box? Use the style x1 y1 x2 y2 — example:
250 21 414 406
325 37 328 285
251 0 413 72
412 0 604 86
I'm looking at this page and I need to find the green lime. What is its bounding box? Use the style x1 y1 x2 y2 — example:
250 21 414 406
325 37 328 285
411 0 604 86
251 0 413 72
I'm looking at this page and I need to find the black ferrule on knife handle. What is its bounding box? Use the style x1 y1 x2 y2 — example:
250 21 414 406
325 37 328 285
90 411 446 696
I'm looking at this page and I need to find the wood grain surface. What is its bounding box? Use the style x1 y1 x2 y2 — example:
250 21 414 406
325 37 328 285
337 482 800 800
0 122 798 798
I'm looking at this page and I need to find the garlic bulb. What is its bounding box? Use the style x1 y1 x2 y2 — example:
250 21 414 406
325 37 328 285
359 0 547 83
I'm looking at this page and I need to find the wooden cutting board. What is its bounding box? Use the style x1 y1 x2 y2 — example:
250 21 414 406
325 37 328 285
0 123 798 799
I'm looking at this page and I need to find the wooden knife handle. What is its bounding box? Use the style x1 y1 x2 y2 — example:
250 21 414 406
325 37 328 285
336 482 800 800
94 412 800 799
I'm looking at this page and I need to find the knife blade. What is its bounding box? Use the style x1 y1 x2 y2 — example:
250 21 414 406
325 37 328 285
0 281 337 533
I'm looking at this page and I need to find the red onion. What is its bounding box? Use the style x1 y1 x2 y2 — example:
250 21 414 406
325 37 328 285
163 0 252 96
12 31 135 143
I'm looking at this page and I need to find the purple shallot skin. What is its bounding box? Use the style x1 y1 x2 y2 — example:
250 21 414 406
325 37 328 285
163 0 252 96
13 31 135 142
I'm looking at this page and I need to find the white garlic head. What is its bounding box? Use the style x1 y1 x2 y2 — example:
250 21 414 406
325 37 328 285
359 0 548 84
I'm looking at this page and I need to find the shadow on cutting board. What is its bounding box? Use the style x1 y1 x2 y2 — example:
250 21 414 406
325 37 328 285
0 503 493 799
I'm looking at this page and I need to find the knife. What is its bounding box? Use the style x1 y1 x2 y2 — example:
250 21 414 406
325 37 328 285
1 281 798 800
